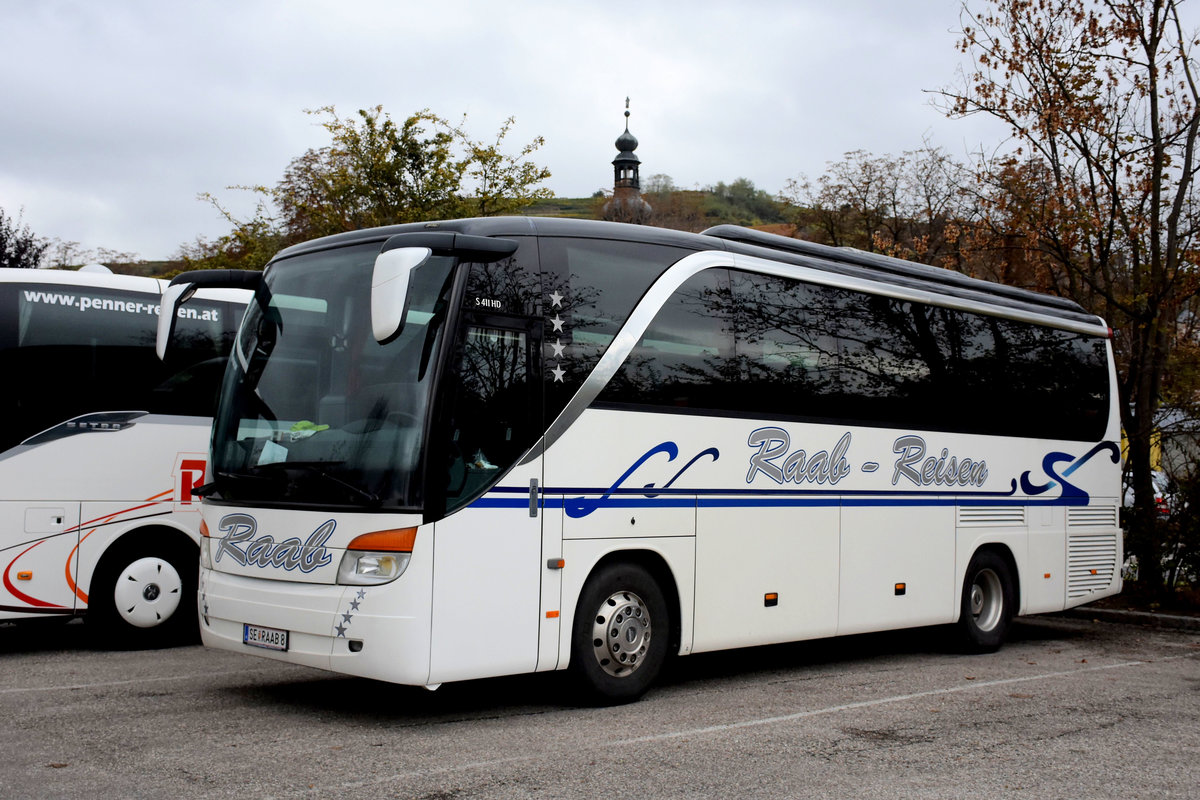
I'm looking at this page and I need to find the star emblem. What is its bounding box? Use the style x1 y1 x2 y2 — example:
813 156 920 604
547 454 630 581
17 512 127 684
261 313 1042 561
356 589 366 599
341 612 353 625
550 315 565 332
350 599 361 611
551 339 565 358
549 291 564 308
335 623 347 637
552 365 566 382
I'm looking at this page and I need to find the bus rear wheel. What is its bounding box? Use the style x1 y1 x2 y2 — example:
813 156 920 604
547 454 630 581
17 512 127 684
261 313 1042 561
570 563 669 704
88 537 198 648
956 549 1014 653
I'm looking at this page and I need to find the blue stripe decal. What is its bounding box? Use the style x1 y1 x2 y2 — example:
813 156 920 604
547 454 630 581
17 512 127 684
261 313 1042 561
469 493 1093 511
471 440 1119 514
483 485 1023 498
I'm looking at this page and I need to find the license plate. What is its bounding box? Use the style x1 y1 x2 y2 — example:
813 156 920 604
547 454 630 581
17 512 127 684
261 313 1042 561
243 623 289 651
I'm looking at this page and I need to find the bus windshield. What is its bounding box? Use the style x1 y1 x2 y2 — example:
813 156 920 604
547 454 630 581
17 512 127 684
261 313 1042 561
209 242 457 510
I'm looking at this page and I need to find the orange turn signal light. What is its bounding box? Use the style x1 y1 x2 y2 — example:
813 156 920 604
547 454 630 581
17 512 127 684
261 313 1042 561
17 571 32 581
200 519 211 537
347 527 417 553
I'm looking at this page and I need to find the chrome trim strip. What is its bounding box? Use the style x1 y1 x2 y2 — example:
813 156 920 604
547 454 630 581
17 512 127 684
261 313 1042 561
519 252 729 464
729 251 1109 337
521 249 1111 463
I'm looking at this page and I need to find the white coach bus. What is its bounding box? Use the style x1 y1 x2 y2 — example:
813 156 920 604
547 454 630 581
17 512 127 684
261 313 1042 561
0 267 248 645
163 218 1121 701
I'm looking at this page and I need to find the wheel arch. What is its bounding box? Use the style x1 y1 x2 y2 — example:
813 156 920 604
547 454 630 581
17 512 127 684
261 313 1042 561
85 523 200 603
578 548 683 657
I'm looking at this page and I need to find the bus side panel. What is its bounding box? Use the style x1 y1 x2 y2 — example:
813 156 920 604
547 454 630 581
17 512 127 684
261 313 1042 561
692 505 839 653
837 504 957 636
1023 506 1066 614
536 500 564 672
428 462 543 685
0 502 82 618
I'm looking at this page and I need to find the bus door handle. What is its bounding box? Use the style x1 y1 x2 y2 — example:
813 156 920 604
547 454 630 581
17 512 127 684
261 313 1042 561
529 479 539 518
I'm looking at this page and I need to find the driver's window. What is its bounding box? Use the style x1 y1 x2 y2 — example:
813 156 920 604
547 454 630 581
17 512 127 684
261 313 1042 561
444 323 536 511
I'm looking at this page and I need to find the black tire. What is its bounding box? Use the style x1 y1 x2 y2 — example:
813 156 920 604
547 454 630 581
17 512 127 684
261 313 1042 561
87 536 198 648
956 549 1015 653
569 562 670 704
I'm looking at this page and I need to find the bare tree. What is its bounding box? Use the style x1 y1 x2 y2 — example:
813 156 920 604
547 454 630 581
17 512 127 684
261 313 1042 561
941 0 1200 589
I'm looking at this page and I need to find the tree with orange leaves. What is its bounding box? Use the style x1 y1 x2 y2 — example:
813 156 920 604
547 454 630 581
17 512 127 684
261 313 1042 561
942 0 1200 590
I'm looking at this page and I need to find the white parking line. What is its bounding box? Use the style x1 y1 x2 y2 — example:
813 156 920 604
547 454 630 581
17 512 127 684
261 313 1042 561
0 666 280 695
295 652 1200 797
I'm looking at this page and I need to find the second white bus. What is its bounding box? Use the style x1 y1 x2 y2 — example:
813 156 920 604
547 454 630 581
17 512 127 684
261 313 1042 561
165 218 1121 701
0 267 248 645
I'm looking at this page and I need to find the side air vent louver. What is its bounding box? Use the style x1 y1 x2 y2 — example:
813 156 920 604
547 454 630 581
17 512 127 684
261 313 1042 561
957 507 1027 527
1068 505 1119 528
1067 531 1119 598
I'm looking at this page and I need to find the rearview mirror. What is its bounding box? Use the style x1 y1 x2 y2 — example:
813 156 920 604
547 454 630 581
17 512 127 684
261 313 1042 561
371 247 432 343
156 282 197 360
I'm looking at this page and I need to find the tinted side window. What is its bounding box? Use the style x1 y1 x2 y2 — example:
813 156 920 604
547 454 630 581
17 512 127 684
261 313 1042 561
591 266 1109 441
462 240 541 318
985 318 1109 439
600 270 735 411
441 320 540 514
151 298 242 417
728 271 840 420
0 283 242 452
537 237 697 422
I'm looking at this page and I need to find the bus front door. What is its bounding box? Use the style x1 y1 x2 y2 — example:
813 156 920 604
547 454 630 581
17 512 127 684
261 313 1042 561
428 316 545 684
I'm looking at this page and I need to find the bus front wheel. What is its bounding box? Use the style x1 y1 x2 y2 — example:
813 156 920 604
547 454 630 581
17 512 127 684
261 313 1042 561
88 536 198 648
956 549 1014 653
570 563 669 704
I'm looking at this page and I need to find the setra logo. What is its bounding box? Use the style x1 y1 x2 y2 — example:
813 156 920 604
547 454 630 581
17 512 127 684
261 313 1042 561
214 513 335 572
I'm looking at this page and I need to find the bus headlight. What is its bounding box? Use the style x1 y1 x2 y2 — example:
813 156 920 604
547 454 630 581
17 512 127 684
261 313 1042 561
337 527 417 586
338 551 411 585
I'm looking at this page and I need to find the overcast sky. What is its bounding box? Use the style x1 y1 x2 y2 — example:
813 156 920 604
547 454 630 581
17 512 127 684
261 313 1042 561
1 0 1016 261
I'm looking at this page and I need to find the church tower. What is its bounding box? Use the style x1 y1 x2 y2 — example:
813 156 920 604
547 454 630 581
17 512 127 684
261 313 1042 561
602 98 652 223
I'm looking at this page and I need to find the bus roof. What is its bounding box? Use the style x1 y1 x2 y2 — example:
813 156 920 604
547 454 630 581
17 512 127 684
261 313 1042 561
269 217 1101 328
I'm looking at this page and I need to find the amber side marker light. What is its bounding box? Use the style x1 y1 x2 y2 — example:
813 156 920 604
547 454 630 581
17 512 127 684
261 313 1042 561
200 519 210 537
17 571 32 581
895 583 907 596
764 592 779 607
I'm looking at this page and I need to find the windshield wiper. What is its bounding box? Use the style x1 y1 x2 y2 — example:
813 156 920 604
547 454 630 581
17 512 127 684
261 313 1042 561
192 469 283 500
251 461 381 506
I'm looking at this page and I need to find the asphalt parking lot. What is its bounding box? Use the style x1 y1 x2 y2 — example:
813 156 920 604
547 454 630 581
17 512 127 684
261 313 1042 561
1 613 1197 799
